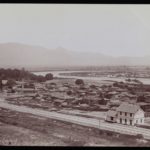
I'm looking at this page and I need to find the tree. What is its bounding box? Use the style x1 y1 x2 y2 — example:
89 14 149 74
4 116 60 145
126 78 131 82
45 73 53 80
90 84 96 89
75 79 84 85
101 84 107 89
0 79 2 91
67 90 72 95
7 79 16 88
37 75 46 82
128 88 136 95
98 91 104 98
113 82 118 87
0 68 46 82
137 95 145 102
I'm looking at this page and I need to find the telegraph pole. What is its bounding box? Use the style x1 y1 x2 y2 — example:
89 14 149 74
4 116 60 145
99 119 101 135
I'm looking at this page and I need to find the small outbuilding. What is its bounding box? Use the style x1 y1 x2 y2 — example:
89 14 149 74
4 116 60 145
105 109 117 123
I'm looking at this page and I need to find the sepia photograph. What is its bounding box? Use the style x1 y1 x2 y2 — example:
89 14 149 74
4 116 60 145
0 3 150 146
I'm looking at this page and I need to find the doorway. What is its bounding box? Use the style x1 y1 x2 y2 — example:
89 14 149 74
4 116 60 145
130 120 132 125
120 118 122 124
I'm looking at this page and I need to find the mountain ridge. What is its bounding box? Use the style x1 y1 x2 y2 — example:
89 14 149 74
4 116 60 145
0 42 150 68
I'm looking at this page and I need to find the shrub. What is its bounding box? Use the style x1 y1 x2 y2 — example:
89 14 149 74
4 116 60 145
75 79 84 85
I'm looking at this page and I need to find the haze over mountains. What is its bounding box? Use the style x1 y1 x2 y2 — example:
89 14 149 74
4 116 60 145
0 43 150 69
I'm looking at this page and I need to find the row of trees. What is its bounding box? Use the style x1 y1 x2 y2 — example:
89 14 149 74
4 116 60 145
0 68 54 89
32 73 53 82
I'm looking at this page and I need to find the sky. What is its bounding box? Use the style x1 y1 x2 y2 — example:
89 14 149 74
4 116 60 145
0 4 150 57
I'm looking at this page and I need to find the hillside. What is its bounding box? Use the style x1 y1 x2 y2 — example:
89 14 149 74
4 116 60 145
0 42 150 68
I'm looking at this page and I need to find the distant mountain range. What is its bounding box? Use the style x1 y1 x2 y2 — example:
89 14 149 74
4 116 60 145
0 42 150 69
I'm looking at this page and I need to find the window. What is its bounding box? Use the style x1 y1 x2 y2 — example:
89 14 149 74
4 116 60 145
120 118 122 124
141 119 143 123
125 112 127 116
111 117 113 121
120 112 122 115
136 120 138 124
130 113 132 117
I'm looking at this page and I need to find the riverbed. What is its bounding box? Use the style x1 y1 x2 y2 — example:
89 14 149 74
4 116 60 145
32 71 150 85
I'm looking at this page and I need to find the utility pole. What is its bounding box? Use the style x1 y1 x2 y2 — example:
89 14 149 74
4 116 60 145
99 119 101 135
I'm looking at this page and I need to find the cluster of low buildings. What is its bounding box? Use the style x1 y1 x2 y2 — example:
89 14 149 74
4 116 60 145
1 78 150 126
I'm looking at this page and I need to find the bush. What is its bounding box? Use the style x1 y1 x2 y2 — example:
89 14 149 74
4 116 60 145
75 79 84 85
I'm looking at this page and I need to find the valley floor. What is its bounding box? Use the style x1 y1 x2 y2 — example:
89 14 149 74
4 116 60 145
0 101 150 146
0 108 124 146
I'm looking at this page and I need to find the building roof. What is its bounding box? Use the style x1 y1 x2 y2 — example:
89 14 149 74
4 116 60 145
2 80 8 85
116 103 142 114
79 104 89 107
137 102 148 106
107 110 117 117
107 91 118 95
51 92 74 100
16 88 36 91
54 99 65 103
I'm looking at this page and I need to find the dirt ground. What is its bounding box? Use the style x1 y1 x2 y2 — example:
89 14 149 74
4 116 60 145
0 107 149 146
0 122 66 146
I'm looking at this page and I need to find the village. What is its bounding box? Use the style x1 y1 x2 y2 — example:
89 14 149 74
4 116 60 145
0 68 150 145
1 3 150 146
1 71 150 127
0 66 150 145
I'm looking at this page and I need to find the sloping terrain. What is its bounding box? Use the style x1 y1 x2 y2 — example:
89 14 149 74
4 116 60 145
0 42 150 68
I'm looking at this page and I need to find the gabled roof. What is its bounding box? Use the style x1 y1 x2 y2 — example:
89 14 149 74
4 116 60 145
116 103 142 114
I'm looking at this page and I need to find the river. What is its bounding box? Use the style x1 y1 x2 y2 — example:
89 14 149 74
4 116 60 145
32 70 150 85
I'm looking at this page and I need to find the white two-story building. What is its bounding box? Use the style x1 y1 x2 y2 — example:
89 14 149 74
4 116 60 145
106 102 145 126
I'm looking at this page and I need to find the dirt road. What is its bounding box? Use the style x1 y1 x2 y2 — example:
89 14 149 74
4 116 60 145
0 99 150 139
